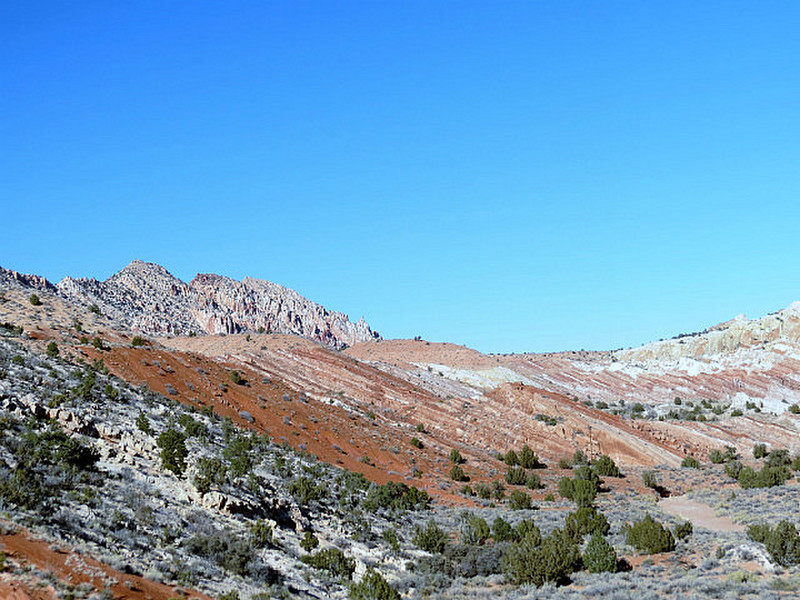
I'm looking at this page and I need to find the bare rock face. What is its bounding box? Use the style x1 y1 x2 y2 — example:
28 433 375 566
0 266 57 292
55 260 380 348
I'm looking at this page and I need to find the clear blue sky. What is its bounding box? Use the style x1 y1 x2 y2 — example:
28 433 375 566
3 2 800 353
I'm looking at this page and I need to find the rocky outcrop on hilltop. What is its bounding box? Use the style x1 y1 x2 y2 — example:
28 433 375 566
0 266 57 292
506 303 800 412
3 261 379 348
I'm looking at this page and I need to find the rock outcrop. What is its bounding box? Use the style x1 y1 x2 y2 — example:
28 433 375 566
4 261 379 349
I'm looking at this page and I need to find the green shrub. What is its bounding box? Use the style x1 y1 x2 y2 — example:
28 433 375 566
747 521 800 567
731 408 743 417
449 448 465 464
302 548 356 579
492 517 517 542
518 445 541 469
725 460 743 479
766 449 791 468
642 470 658 489
681 455 701 468
363 481 430 512
29 294 41 306
508 490 532 510
564 507 609 540
504 450 519 466
709 449 725 464
505 466 527 485
230 370 243 385
502 528 580 587
289 476 325 505
349 568 400 600
45 341 59 357
449 465 467 482
301 531 319 552
624 515 675 554
156 428 188 476
413 520 448 554
572 449 588 465
583 531 618 573
592 454 620 477
558 457 573 469
249 520 273 548
525 471 543 489
790 404 800 415
753 443 768 459
738 465 791 489
194 457 226 494
410 437 423 448
673 520 693 541
460 512 490 545
571 479 597 508
131 336 145 346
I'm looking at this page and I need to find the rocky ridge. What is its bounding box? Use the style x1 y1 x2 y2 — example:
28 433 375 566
3 261 379 349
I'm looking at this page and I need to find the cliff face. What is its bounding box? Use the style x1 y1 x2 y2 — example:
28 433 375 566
53 260 380 348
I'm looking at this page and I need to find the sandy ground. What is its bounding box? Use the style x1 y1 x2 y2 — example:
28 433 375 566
659 495 744 532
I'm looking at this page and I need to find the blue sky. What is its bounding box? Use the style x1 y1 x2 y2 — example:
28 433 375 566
3 2 800 353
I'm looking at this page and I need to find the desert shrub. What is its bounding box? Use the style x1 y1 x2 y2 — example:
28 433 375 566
444 543 506 578
564 507 610 540
642 470 658 489
157 428 188 476
382 528 400 552
302 548 356 579
504 450 519 466
449 448 465 464
249 520 273 548
45 341 59 357
518 445 542 469
571 479 597 508
673 520 693 541
185 530 255 576
583 531 618 573
474 482 492 499
223 433 256 478
508 490 532 510
525 471 543 489
449 465 467 482
747 520 800 567
792 456 800 471
493 517 517 542
194 457 226 494
230 370 242 385
514 519 541 544
301 531 320 552
505 466 527 486
592 454 620 477
410 437 423 448
29 294 41 306
558 477 574 500
413 520 448 554
681 455 701 468
624 514 675 554
753 443 768 459
491 480 506 500
502 527 580 587
572 449 588 465
289 476 325 505
558 457 573 469
766 449 791 468
177 413 207 439
131 336 145 346
364 481 430 512
731 408 743 417
725 460 743 479
349 568 400 600
460 512 490 545
790 403 800 414
738 465 791 489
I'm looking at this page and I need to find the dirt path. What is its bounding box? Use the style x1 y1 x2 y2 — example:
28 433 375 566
659 495 744 532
